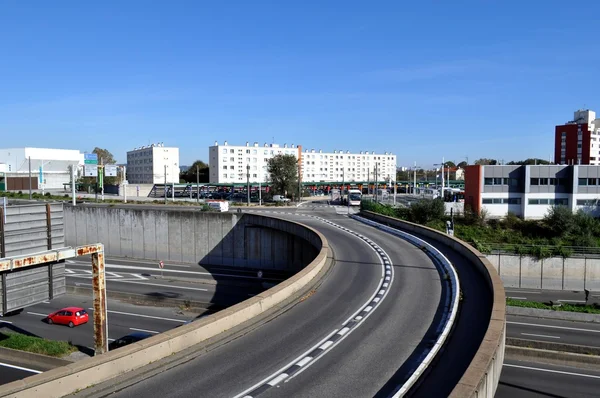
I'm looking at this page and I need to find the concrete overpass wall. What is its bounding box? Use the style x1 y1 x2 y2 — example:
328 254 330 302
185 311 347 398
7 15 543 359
63 205 317 272
361 211 506 398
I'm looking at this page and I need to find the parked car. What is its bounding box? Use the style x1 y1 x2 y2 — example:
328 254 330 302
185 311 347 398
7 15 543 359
46 307 88 328
272 195 291 203
108 331 152 351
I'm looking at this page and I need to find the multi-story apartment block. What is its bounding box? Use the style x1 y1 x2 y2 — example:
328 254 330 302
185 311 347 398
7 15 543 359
208 141 397 184
465 164 600 219
555 109 600 165
126 143 180 184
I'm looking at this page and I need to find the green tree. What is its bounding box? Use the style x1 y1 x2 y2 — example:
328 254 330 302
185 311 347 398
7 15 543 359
543 206 574 237
181 160 209 183
507 158 551 165
474 158 498 165
409 198 445 224
444 161 456 168
267 154 298 197
79 147 119 188
457 161 468 168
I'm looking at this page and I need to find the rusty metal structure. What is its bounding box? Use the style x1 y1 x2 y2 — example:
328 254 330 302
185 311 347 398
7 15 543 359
0 243 108 355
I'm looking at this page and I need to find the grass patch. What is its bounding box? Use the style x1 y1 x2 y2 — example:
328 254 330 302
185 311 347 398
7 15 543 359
507 298 600 314
0 331 78 357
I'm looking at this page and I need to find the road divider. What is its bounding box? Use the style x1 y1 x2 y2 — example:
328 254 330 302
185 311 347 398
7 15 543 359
0 214 332 398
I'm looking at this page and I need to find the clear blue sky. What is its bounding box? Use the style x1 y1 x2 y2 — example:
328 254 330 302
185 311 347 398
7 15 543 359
1 1 599 168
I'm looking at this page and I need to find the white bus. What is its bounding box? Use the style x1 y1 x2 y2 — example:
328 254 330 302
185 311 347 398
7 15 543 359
347 189 362 206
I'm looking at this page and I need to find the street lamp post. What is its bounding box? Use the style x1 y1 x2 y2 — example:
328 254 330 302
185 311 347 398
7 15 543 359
246 164 250 207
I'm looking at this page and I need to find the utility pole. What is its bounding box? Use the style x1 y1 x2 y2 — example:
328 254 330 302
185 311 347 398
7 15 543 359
246 164 250 207
71 165 76 206
100 157 104 201
447 163 450 189
196 166 200 204
122 166 127 203
164 165 167 204
298 164 301 204
28 156 32 200
413 161 417 196
441 156 445 202
374 164 378 202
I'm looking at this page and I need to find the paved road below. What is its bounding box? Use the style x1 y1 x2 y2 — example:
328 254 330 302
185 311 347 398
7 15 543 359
507 315 600 347
498 360 600 397
0 360 41 386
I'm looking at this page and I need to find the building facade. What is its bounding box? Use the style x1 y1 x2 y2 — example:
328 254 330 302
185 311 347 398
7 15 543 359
126 143 180 184
554 109 600 165
0 147 83 189
208 141 397 184
464 164 600 219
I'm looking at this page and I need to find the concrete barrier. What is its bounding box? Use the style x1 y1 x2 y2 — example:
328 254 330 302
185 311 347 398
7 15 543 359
360 211 506 398
507 306 600 323
488 253 600 291
0 214 331 398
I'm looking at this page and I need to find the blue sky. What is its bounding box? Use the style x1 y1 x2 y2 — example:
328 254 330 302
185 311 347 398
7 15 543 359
1 1 599 168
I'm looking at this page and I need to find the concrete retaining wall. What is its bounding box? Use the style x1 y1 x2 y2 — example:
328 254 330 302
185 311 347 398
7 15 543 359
488 253 600 291
361 211 506 398
63 205 317 271
0 213 330 398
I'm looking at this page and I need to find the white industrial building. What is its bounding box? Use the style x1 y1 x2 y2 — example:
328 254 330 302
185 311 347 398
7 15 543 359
465 164 600 219
0 147 83 189
126 143 180 184
208 141 397 184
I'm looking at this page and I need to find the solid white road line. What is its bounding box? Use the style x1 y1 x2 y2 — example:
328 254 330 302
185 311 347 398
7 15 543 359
130 327 159 334
86 308 187 323
507 321 600 333
557 299 587 303
521 333 560 339
508 297 527 300
74 280 208 291
504 364 600 379
0 320 12 324
26 312 47 317
0 362 42 374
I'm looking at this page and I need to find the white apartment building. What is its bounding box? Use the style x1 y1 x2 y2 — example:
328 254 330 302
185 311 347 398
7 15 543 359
126 143 180 184
208 141 397 184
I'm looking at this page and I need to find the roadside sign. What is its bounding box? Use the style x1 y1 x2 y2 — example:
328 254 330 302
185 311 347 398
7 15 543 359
105 165 118 177
84 153 98 165
38 166 43 182
84 165 98 177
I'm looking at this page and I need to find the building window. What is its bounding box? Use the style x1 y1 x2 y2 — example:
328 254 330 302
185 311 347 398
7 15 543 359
482 198 522 205
589 178 598 185
507 178 519 186
578 178 588 186
484 178 493 185
577 199 599 206
530 178 539 185
493 178 503 185
562 131 567 136
539 178 549 185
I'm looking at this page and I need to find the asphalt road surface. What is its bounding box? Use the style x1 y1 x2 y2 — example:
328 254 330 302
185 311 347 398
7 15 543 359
97 206 450 398
507 315 600 347
0 360 41 386
498 360 600 397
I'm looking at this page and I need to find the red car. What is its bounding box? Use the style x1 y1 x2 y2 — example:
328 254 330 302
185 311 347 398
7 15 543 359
47 307 89 328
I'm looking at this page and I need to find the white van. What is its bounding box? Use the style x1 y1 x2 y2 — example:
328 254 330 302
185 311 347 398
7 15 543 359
273 195 290 203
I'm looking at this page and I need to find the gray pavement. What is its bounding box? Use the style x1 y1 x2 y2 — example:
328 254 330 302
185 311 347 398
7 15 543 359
506 287 600 306
507 315 600 348
87 206 446 398
498 360 600 397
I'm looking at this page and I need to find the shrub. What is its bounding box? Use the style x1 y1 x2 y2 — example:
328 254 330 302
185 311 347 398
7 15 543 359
408 198 445 224
543 206 575 237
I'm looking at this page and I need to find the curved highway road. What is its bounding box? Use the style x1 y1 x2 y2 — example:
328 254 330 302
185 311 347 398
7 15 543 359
102 206 446 398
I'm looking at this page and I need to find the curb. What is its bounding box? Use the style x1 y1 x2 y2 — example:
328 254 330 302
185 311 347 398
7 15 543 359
507 337 600 356
505 345 600 371
0 347 73 371
507 306 600 323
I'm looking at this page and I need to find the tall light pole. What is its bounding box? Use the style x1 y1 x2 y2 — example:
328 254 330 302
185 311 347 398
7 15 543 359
246 164 250 207
413 161 417 196
28 156 32 199
164 165 168 204
196 165 200 204
441 157 445 202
